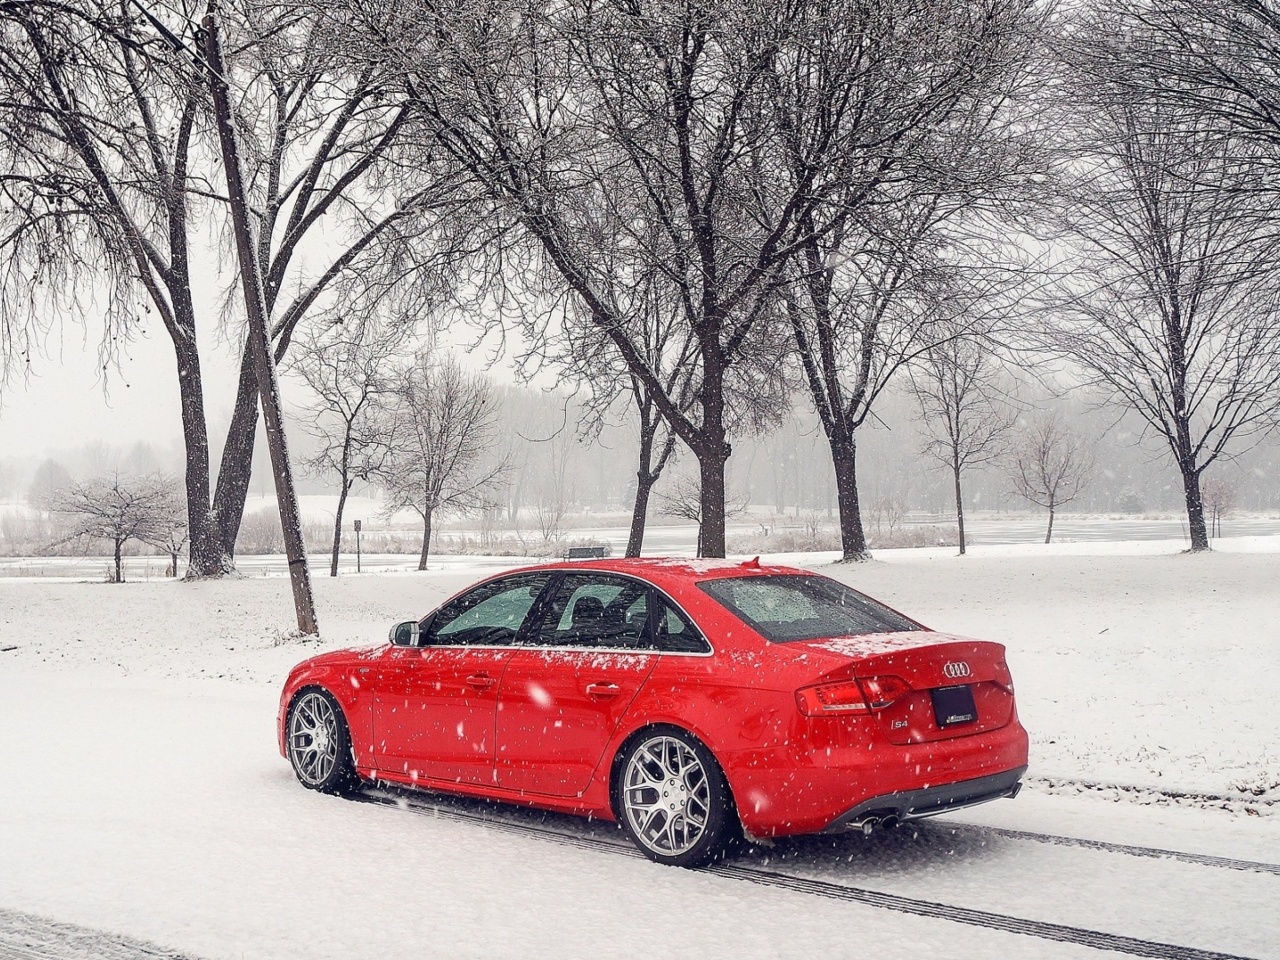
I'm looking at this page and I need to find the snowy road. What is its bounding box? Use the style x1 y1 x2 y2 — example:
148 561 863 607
348 786 1279 960
2 772 1275 960
1 672 1277 960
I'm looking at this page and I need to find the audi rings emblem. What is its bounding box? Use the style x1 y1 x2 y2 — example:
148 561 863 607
942 661 972 679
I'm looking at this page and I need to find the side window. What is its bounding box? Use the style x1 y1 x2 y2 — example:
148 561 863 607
531 574 651 650
424 574 551 647
653 595 711 654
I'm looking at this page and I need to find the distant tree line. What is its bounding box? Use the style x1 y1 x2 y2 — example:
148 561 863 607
2 378 1275 571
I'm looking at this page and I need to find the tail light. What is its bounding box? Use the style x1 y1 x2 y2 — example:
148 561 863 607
796 680 867 715
858 675 912 709
796 675 911 716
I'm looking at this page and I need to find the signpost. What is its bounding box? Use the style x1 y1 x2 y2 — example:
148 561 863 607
354 519 362 574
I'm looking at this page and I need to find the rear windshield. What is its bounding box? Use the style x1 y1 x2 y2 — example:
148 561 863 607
697 574 919 643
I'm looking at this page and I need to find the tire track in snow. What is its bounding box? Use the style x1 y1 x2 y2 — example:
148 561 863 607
355 785 1280 877
0 908 196 960
945 821 1280 876
709 865 1259 960
352 788 1265 960
1028 776 1280 813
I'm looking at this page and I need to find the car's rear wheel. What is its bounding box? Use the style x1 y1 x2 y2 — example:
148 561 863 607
615 727 738 867
287 688 359 794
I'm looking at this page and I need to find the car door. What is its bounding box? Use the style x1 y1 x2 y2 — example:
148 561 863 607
372 572 552 785
495 573 659 797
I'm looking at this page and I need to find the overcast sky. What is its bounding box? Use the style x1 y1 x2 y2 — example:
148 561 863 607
0 323 234 461
0 293 522 465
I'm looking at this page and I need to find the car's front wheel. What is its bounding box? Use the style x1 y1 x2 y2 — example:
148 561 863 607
615 727 738 867
287 688 359 794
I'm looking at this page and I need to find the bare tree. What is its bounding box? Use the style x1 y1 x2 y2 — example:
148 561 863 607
1093 0 1280 178
142 507 190 578
554 272 698 557
1041 25 1280 551
50 474 182 583
786 220 940 562
1201 475 1237 538
207 0 466 560
653 471 749 558
292 319 401 576
532 470 569 545
380 353 503 570
623 383 680 557
0 0 450 578
205 9 320 635
911 331 1013 555
341 0 976 556
654 473 704 525
528 414 576 546
1009 413 1094 544
869 489 909 539
489 385 535 526
779 0 1047 563
0 0 227 576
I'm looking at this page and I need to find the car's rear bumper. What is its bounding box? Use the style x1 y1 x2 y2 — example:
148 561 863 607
727 713 1029 837
819 764 1027 832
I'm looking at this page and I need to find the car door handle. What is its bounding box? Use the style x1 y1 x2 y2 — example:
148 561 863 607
586 682 622 699
466 673 497 691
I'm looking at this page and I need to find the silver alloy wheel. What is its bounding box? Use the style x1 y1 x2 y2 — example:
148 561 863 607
289 691 339 787
622 735 712 857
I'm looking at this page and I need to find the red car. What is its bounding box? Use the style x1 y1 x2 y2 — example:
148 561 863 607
279 558 1028 867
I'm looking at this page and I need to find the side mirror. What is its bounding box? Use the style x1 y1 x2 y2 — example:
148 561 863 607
389 620 420 646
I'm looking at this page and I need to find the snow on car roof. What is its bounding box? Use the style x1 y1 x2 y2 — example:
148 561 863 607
812 632 944 658
536 556 805 580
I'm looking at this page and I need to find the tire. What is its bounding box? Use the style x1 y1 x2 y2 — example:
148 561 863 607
286 688 360 795
613 726 739 868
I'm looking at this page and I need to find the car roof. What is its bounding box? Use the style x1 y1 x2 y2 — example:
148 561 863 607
505 556 807 584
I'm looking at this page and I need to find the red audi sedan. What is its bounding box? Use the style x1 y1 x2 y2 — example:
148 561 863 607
279 558 1028 867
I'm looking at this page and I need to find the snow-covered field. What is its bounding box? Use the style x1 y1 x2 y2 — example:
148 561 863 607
1 539 1278 958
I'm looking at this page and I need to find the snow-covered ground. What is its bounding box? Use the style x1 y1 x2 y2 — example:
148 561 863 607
9 503 1280 582
1 539 1278 958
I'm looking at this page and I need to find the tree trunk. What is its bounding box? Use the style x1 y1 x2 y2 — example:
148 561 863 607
330 480 350 578
172 321 228 578
1044 504 1055 544
692 344 731 559
627 421 673 559
953 455 966 556
205 14 318 637
627 475 654 558
170 551 180 576
697 443 730 558
1170 410 1210 551
211 341 261 559
627 421 657 559
1179 462 1209 551
113 538 123 584
830 435 870 561
418 507 434 571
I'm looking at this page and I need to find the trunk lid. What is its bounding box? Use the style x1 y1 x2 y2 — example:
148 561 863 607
802 632 1015 744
